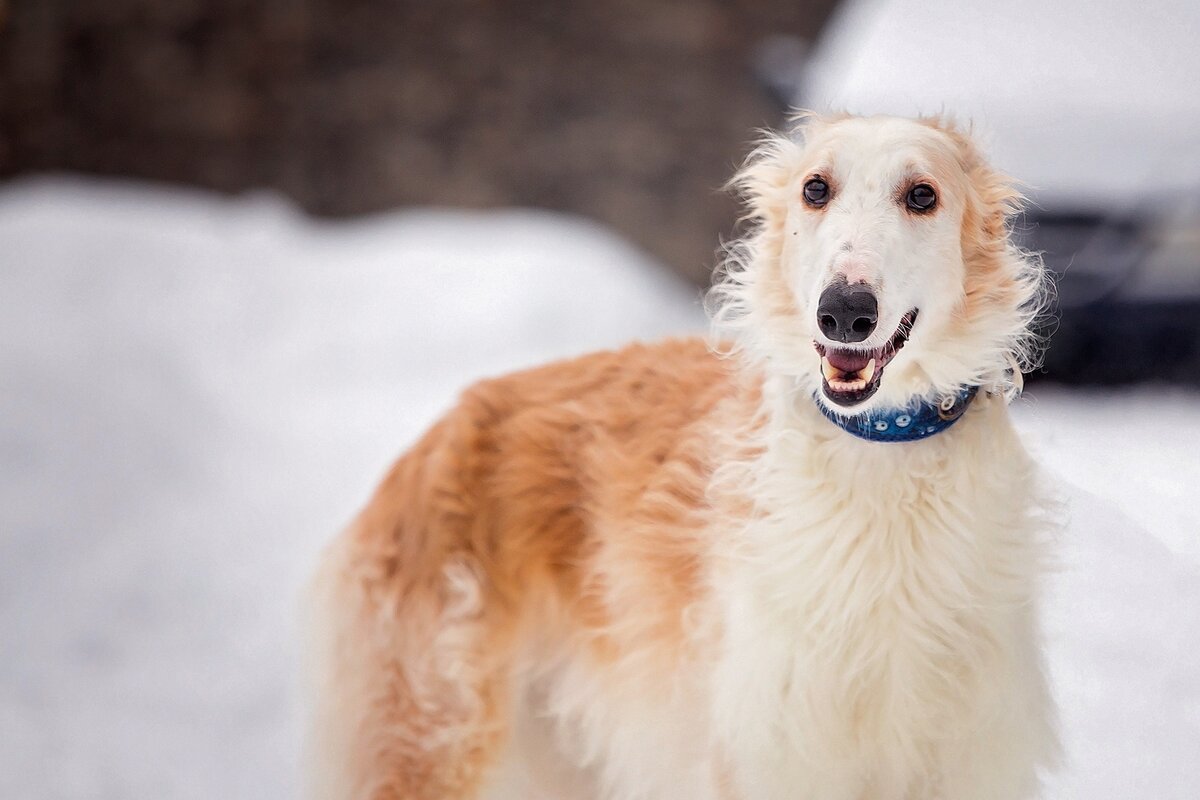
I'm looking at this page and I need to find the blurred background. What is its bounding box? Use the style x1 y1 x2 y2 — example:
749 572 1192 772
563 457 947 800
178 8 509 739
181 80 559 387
1 1 1198 798
0 0 840 284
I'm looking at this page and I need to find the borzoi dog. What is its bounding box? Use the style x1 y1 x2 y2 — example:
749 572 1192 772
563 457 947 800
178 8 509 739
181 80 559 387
306 114 1059 800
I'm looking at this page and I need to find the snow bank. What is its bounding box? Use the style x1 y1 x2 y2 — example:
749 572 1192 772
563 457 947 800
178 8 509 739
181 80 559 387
0 179 1195 798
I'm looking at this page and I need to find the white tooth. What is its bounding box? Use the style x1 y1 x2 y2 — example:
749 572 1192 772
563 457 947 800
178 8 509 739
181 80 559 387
861 358 876 383
822 356 839 383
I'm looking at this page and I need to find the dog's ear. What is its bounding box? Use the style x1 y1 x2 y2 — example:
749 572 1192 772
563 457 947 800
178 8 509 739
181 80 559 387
727 131 800 230
963 158 1023 251
931 121 1024 250
710 120 816 357
931 119 1051 378
728 112 847 229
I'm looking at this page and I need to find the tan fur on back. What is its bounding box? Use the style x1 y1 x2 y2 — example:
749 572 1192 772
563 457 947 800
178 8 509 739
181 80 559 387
307 340 755 799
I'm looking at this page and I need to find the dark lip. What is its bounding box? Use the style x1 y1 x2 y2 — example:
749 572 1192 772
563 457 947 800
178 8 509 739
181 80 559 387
815 309 919 407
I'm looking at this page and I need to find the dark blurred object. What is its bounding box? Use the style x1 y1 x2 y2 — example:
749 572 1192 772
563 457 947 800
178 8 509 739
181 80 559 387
1014 210 1200 385
0 0 839 282
763 0 1200 385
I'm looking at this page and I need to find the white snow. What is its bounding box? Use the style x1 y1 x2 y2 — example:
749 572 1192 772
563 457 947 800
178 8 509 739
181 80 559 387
1 179 1196 799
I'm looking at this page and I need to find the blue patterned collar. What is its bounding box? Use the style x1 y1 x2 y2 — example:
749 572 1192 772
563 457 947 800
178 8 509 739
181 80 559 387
816 385 980 443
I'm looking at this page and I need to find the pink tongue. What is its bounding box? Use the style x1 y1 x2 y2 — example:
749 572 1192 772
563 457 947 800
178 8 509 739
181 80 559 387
826 350 871 373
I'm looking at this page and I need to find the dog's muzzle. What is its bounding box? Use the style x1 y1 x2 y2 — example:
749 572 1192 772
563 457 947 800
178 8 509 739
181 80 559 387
814 309 919 407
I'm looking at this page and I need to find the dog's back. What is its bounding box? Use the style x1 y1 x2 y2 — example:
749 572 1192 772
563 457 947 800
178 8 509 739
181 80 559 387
306 338 748 799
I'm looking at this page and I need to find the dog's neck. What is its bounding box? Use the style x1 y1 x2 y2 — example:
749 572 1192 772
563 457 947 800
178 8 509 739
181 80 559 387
739 373 1025 510
719 369 1041 612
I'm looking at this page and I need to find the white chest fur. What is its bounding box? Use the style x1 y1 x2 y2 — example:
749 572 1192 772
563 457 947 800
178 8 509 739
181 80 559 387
708 390 1057 800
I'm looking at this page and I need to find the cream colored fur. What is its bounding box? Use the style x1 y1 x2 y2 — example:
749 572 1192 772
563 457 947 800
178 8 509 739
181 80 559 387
707 383 1058 800
305 114 1059 800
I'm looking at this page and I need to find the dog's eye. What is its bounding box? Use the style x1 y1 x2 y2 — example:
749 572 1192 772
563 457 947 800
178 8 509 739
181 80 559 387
803 178 830 208
905 184 937 213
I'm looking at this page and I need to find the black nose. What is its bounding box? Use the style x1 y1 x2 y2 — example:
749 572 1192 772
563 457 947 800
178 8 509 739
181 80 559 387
817 281 878 343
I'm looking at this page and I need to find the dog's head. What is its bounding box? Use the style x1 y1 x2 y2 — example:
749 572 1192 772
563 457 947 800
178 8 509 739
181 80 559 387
711 114 1048 414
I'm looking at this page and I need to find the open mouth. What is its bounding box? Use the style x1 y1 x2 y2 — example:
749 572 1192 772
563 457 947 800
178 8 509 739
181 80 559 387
814 310 919 407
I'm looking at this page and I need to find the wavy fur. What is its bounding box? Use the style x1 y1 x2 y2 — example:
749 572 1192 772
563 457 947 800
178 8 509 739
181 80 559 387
306 114 1059 800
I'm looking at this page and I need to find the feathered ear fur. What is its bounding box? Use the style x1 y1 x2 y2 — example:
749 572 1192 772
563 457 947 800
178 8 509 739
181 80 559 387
705 127 804 363
927 117 1053 385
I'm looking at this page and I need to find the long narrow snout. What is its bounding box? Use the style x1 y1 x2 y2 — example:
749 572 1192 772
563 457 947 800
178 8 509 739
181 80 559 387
816 280 878 343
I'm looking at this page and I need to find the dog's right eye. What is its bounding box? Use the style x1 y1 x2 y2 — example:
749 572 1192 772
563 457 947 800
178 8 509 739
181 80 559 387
803 178 830 208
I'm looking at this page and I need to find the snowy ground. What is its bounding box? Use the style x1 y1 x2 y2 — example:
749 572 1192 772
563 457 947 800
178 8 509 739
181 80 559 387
1 179 1196 799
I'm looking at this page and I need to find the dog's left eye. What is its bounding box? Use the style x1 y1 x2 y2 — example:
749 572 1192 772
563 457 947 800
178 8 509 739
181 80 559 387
803 179 830 208
905 184 937 212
